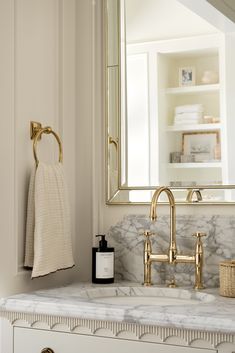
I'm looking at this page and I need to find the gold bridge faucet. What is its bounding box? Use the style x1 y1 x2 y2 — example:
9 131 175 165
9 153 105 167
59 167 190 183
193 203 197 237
143 186 206 289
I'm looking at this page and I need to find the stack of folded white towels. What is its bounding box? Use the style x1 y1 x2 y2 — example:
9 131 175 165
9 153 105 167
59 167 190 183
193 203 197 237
174 104 203 125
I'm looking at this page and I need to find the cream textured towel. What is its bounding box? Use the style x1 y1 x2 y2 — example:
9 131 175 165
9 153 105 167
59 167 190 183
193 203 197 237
24 162 75 278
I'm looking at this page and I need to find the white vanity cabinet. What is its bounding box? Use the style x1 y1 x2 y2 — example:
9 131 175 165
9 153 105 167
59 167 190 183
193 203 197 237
14 327 218 353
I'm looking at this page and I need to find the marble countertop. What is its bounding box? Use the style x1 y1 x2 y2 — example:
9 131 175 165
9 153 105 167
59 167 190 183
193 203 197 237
0 282 235 334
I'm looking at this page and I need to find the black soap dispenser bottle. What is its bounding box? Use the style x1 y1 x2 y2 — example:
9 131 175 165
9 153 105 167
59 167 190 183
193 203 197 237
92 235 114 284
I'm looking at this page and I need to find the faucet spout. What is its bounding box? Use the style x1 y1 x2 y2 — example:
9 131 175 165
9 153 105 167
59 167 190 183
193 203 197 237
142 186 206 288
150 186 177 263
186 189 202 203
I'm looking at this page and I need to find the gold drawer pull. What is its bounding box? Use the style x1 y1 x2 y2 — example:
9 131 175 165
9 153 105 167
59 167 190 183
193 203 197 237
41 348 54 353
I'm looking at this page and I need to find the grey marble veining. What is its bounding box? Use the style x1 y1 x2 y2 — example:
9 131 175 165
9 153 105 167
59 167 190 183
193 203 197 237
107 215 235 287
0 282 235 334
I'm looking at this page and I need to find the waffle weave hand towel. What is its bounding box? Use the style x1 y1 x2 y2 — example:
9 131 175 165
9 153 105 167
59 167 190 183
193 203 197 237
24 162 75 278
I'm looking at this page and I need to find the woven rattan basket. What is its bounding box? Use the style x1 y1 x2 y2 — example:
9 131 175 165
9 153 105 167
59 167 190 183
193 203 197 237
219 260 235 297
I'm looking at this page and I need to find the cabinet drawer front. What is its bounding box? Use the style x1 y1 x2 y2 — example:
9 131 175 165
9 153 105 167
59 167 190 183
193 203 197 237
14 327 217 353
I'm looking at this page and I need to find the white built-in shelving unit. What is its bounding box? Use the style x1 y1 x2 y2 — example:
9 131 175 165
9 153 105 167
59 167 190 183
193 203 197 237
168 162 222 169
165 83 220 95
166 123 221 132
126 34 235 199
156 35 224 188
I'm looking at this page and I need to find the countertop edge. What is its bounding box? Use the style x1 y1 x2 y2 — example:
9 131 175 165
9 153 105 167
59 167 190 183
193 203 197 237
1 308 235 347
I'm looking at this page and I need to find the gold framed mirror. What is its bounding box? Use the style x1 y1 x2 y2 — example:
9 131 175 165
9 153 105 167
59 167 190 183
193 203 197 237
105 0 235 204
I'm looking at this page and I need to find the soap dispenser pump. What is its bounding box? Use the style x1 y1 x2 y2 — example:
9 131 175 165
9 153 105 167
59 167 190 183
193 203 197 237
92 235 114 284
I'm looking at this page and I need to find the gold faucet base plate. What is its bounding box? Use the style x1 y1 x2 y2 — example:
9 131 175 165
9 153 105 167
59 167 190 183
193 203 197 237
168 282 177 288
143 282 152 287
194 284 205 290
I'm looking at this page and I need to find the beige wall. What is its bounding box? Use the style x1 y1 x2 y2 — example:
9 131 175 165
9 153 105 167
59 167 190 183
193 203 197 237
0 0 99 296
207 0 235 23
0 0 78 296
75 0 94 282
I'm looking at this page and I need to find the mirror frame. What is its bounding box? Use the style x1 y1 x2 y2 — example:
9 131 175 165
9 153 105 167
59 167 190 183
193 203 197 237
105 0 235 205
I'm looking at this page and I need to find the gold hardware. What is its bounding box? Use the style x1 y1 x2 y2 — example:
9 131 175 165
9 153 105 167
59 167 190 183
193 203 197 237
41 349 55 353
30 121 63 167
168 263 178 288
168 278 177 288
192 232 206 238
143 186 207 289
108 136 119 171
109 136 119 149
30 121 42 140
192 232 207 289
142 230 153 286
186 189 202 202
150 186 177 264
143 230 152 238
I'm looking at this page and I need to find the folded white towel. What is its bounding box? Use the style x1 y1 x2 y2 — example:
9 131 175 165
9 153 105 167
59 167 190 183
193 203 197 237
175 112 202 120
174 111 203 125
174 118 201 123
24 162 75 278
174 119 201 123
174 119 200 124
175 104 203 114
174 120 200 125
174 117 199 121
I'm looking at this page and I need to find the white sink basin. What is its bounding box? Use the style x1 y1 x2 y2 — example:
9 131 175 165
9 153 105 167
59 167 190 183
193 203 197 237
92 296 200 306
82 286 215 307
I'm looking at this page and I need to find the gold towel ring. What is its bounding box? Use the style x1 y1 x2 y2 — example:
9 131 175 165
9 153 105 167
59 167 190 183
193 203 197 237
33 126 63 166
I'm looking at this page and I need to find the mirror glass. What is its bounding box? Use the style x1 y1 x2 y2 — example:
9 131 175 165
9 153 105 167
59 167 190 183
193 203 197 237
106 0 235 204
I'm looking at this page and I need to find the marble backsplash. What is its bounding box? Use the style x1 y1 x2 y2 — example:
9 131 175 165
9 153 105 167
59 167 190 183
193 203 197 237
107 215 235 288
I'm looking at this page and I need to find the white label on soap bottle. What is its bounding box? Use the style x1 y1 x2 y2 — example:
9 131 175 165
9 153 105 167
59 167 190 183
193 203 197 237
96 252 114 279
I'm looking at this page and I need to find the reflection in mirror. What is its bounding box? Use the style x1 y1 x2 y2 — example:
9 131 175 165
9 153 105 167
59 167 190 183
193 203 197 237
106 0 235 203
107 188 231 204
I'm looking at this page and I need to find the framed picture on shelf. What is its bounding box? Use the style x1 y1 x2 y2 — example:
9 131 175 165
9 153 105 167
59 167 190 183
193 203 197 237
182 131 220 162
179 66 195 86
